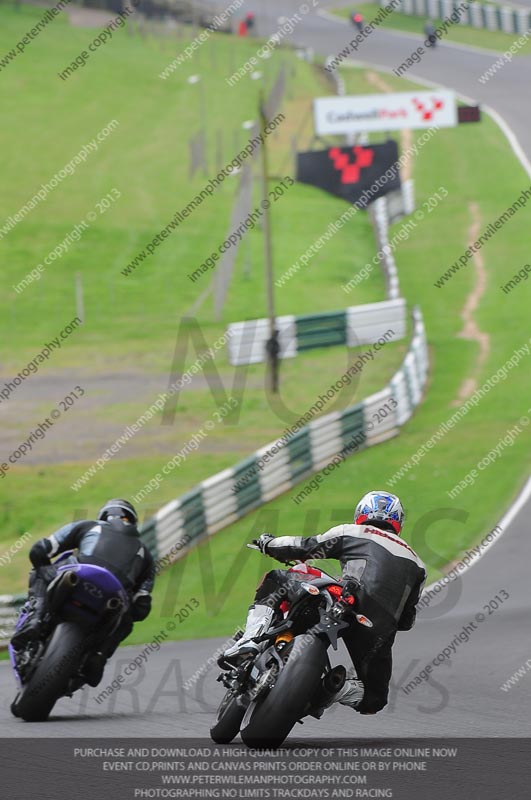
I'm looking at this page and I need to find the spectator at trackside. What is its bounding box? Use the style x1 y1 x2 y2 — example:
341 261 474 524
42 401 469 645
238 18 248 36
245 12 256 31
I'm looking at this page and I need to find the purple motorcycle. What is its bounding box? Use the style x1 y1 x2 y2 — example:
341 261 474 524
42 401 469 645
9 551 129 721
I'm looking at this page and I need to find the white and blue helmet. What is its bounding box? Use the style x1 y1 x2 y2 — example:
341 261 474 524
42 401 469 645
354 491 405 534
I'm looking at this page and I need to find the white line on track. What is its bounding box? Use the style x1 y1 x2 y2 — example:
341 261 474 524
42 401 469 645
425 474 531 593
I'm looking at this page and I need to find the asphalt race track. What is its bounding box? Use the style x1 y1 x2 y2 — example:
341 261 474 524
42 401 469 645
1 1 530 741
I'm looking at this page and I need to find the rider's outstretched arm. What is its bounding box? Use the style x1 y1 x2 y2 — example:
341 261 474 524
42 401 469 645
263 525 347 562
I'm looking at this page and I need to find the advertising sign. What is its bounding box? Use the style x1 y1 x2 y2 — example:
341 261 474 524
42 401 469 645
314 90 457 134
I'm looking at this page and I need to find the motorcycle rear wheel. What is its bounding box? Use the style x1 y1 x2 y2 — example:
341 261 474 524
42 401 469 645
240 635 327 748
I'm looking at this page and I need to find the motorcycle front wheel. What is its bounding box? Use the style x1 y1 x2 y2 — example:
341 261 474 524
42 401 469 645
13 622 86 722
210 688 247 744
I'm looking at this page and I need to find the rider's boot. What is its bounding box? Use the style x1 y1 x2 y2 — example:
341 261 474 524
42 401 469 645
82 652 107 687
83 616 133 687
10 578 48 649
316 667 365 715
335 676 365 708
221 605 275 667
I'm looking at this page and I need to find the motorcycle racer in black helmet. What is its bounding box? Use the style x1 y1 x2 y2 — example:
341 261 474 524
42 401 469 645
11 499 155 687
98 498 138 525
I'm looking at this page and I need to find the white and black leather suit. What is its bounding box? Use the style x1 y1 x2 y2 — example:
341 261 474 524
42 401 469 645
257 522 426 713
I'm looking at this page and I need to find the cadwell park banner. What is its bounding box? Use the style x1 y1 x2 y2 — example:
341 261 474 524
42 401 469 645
313 90 457 135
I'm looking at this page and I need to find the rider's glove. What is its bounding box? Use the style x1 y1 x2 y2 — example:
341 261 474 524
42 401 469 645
341 577 361 601
253 534 275 555
36 564 58 584
30 538 53 568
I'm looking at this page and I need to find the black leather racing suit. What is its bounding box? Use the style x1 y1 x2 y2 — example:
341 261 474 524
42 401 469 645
27 518 155 656
258 523 426 713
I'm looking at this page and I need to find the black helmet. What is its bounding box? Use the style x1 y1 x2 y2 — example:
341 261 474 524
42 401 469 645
98 498 138 525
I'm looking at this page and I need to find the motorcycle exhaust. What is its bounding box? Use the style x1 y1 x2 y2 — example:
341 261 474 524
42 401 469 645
47 570 78 611
312 665 347 710
323 665 347 695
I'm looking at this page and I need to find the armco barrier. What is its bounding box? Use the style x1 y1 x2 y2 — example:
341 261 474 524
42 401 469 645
369 180 414 302
324 55 346 95
381 179 415 226
226 298 406 365
384 0 531 35
0 595 25 648
370 196 401 300
114 306 426 584
133 306 427 571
